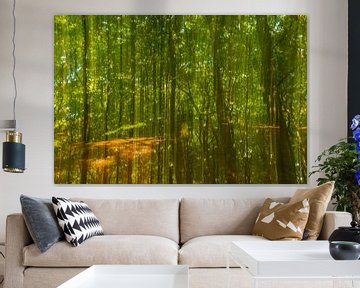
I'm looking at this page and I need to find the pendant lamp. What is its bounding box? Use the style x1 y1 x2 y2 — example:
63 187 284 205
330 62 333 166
1 0 25 173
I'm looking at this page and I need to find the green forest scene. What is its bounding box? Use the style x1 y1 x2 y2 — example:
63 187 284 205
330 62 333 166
54 15 307 184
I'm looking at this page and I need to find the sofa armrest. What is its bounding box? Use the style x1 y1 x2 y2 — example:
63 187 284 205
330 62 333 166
318 211 352 240
4 213 33 288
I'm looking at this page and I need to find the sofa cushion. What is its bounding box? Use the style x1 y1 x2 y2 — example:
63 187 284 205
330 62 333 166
180 198 289 243
23 235 178 267
179 235 267 268
290 181 334 240
20 195 64 253
72 198 179 243
23 268 86 288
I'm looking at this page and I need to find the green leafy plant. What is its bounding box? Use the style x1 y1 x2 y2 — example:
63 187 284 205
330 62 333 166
310 115 360 221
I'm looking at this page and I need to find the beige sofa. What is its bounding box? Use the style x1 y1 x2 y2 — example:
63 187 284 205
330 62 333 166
4 198 352 288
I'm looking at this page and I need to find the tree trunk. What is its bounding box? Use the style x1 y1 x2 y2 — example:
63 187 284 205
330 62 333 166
352 190 360 223
168 17 177 184
80 15 90 184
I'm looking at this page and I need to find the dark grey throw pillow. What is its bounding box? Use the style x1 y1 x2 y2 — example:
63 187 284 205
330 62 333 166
20 195 64 253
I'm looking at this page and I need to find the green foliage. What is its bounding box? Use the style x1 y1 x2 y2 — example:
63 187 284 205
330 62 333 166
309 139 360 212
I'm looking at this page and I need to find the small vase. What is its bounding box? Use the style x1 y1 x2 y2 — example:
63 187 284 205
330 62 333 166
329 241 360 260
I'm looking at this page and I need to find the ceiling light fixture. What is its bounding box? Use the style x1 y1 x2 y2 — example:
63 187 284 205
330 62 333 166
1 0 25 173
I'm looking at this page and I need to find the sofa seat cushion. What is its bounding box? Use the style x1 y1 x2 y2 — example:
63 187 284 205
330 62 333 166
179 235 267 268
23 235 178 267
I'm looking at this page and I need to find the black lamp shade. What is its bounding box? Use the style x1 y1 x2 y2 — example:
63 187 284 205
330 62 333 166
3 141 25 173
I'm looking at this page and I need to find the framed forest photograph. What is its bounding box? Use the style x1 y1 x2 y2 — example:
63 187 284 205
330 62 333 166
54 15 307 184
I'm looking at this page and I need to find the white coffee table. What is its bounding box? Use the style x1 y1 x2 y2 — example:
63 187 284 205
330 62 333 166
57 265 189 288
228 241 360 288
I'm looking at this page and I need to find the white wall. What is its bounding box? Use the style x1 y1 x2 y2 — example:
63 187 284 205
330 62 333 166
0 0 348 242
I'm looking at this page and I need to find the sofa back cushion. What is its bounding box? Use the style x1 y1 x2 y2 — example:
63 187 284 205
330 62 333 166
72 198 179 243
180 198 289 243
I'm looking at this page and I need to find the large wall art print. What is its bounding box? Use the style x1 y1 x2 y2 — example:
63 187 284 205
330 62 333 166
54 15 307 184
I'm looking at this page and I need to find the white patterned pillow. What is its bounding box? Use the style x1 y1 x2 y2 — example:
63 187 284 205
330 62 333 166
52 197 104 246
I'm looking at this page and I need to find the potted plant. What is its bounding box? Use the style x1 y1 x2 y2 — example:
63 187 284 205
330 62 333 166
310 115 360 222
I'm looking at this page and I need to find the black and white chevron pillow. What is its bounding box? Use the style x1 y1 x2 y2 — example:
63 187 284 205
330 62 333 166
52 197 104 247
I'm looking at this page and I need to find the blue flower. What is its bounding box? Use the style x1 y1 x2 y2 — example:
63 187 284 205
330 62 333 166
351 115 360 186
353 128 360 142
356 168 360 186
352 115 360 130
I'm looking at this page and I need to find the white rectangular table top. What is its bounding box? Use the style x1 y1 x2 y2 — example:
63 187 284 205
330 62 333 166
231 240 360 278
57 265 189 288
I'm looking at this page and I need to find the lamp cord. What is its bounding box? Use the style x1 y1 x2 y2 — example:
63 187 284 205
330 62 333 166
11 0 17 128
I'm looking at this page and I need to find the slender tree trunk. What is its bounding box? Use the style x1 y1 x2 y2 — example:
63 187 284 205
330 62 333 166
102 21 111 184
80 16 90 184
127 17 137 184
256 16 277 182
213 16 237 183
352 189 360 223
157 18 164 183
168 17 177 184
115 16 124 183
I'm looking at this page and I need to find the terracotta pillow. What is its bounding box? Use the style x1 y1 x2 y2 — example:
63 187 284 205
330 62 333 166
289 181 334 240
252 198 310 240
